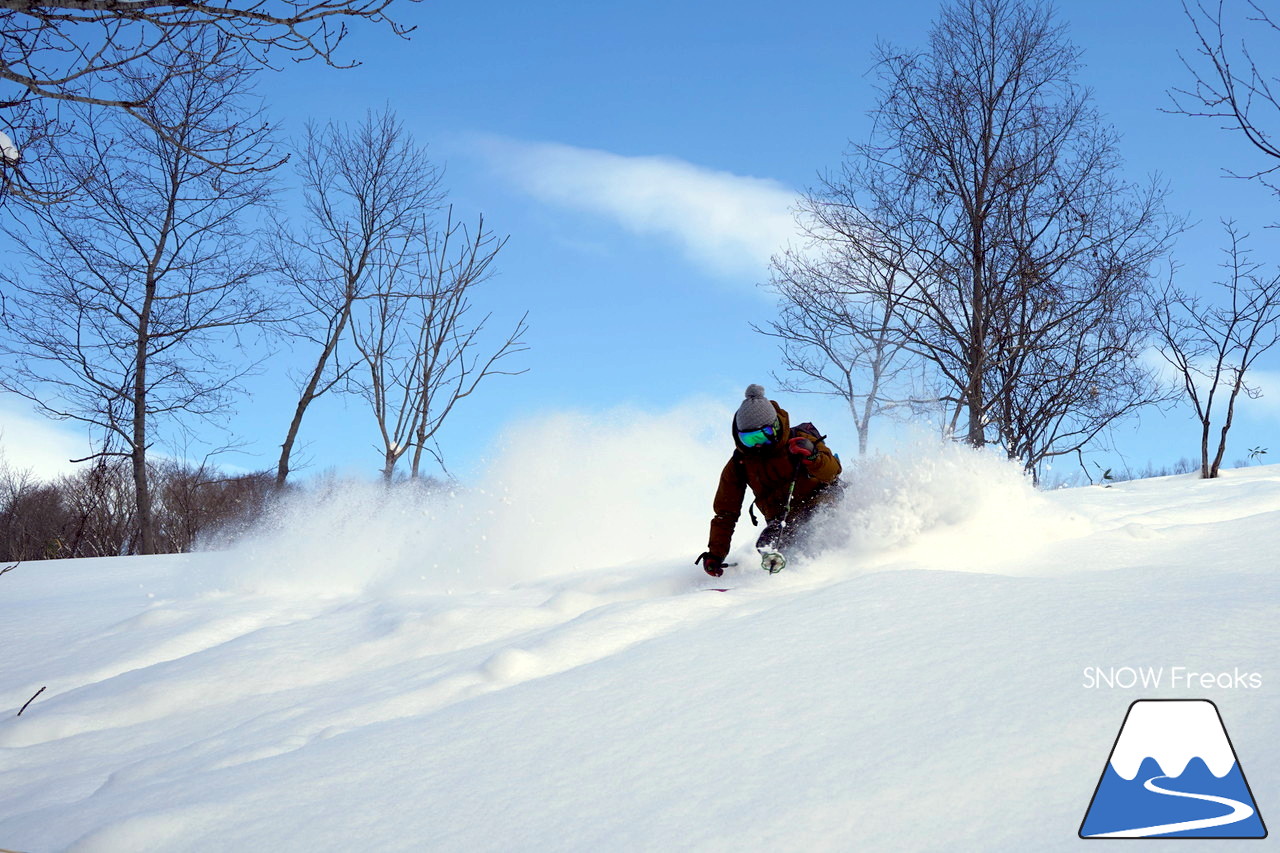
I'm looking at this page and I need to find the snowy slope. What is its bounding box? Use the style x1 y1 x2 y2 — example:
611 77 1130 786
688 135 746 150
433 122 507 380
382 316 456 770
2 431 1278 852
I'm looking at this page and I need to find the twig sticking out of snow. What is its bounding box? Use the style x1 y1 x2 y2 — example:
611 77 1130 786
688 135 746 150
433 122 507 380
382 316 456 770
0 562 16 578
17 686 45 717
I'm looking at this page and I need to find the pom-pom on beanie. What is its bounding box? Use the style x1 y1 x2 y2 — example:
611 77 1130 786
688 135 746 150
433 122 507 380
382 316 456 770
734 384 777 432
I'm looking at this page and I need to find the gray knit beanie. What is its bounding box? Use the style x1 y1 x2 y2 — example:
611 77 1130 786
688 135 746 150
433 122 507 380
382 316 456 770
734 384 777 431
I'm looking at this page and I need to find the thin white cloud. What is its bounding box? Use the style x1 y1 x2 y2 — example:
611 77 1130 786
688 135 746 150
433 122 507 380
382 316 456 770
1245 368 1280 419
0 403 92 482
479 138 800 278
1140 348 1280 423
1139 346 1186 391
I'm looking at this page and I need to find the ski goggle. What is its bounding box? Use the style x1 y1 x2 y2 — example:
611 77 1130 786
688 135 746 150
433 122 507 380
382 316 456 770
738 422 779 448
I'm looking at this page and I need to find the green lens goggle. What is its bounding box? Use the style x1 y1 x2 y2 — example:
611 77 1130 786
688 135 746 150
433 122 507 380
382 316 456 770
738 422 779 448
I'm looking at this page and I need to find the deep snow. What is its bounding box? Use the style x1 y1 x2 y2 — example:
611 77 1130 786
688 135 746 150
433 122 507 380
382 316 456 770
2 426 1278 851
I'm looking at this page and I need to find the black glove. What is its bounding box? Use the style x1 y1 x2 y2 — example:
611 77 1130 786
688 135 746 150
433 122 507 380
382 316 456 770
695 552 724 577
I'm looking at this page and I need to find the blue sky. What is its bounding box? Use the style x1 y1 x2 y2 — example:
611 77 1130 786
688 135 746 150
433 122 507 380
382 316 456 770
4 0 1279 484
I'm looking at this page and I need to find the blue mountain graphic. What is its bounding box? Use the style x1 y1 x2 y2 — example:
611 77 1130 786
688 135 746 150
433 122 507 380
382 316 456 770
1081 756 1266 838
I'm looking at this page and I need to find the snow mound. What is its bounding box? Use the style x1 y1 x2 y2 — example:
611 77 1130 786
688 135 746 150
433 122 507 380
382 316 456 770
2 456 1279 851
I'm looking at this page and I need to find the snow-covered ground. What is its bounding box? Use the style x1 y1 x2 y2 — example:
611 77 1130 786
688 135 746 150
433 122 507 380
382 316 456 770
2 431 1278 851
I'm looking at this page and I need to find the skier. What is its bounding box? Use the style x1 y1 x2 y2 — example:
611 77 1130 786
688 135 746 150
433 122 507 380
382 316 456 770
696 385 842 577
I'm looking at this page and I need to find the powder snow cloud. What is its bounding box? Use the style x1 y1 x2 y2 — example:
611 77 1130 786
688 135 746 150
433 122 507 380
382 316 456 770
479 138 800 278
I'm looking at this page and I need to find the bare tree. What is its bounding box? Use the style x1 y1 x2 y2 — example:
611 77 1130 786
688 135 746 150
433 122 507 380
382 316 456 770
272 109 444 488
0 39 279 553
0 455 68 560
758 233 918 456
349 232 420 479
351 207 529 480
0 447 274 559
405 213 528 479
979 168 1174 480
1149 222 1280 478
794 0 1174 478
56 459 139 557
0 0 416 195
1170 0 1280 195
153 460 274 552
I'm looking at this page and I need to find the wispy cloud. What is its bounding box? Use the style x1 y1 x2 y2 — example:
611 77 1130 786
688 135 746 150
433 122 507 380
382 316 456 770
1141 349 1280 424
1139 346 1186 391
1245 368 1280 420
0 403 91 482
478 138 800 278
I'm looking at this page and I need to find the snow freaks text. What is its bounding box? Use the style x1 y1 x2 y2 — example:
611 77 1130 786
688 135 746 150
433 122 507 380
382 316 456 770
1083 667 1263 690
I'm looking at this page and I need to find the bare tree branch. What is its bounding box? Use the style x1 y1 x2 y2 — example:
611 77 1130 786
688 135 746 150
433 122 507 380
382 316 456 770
783 0 1176 481
17 685 45 716
1168 0 1280 195
1148 222 1280 477
271 108 444 487
350 205 529 480
758 230 922 455
1 0 418 193
0 33 282 553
